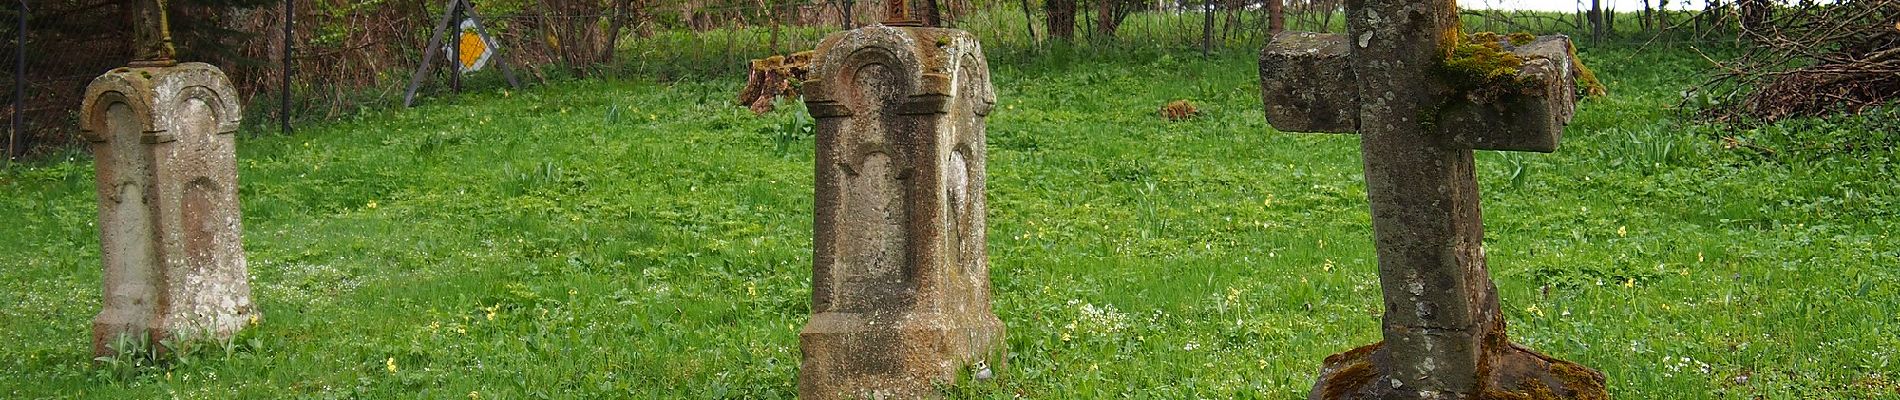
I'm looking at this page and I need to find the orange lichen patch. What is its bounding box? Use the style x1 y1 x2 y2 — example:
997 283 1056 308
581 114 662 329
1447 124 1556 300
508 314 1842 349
1439 24 1467 59
1508 32 1537 46
1481 383 1558 400
1159 100 1200 121
1314 342 1381 399
1549 361 1608 400
1477 358 1605 400
1566 44 1609 98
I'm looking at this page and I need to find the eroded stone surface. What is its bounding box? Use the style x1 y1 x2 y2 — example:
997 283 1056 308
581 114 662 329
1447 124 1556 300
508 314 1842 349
1259 32 1358 133
81 62 254 356
1259 32 1580 153
1258 1 1604 398
798 25 1004 399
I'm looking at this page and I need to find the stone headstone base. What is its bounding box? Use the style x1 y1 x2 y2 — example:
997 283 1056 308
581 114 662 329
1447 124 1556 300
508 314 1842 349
799 312 1005 399
1310 337 1606 400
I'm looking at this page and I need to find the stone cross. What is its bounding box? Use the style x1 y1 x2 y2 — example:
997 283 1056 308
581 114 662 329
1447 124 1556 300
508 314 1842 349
1258 1 1606 399
798 26 1005 399
80 10 255 356
130 0 178 67
883 0 922 26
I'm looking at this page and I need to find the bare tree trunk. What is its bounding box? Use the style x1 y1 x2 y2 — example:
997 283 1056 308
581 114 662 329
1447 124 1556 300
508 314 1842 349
634 0 656 37
1094 0 1120 37
1201 0 1213 56
1738 0 1768 33
1588 0 1603 42
1021 0 1040 44
1048 0 1075 39
1223 0 1239 40
921 0 944 26
768 0 781 54
602 0 632 64
1267 0 1284 34
1640 0 1651 33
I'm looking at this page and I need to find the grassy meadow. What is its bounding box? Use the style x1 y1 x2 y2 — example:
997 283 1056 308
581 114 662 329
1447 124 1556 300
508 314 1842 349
3 33 1898 398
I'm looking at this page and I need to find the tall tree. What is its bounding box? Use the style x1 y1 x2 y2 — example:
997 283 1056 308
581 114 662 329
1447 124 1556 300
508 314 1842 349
1267 0 1283 34
1588 0 1604 41
1091 0 1139 37
920 0 943 26
1047 0 1075 39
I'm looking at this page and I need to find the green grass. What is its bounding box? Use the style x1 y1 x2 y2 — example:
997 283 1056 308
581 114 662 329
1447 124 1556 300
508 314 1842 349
3 39 1898 398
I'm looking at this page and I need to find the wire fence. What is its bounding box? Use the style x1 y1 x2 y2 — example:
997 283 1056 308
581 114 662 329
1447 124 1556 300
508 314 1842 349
3 0 1736 159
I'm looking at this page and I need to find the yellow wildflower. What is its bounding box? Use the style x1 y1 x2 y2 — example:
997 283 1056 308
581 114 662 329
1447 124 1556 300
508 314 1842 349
386 357 398 373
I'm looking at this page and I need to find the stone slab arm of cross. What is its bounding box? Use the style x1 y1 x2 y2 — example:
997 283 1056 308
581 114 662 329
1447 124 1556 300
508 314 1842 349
1259 32 1580 153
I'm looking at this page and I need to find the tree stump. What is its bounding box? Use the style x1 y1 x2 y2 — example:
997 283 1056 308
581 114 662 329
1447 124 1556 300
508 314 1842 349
738 50 818 114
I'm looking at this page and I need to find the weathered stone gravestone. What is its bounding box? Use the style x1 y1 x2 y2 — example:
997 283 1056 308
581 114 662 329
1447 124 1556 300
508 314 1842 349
797 24 1005 399
1259 1 1607 399
81 0 256 357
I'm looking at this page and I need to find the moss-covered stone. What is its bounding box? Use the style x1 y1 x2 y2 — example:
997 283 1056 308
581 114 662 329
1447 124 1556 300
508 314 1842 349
1566 44 1609 98
1508 32 1537 46
1442 32 1534 100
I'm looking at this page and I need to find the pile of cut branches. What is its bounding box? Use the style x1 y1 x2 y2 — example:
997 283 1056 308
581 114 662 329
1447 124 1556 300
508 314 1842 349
1694 0 1899 122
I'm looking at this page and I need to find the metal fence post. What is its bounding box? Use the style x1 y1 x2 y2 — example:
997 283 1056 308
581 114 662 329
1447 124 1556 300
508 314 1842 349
8 0 25 164
282 0 293 135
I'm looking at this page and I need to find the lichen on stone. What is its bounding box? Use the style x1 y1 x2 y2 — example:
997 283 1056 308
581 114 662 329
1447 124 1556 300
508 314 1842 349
1565 44 1609 98
1508 32 1537 46
1442 32 1531 95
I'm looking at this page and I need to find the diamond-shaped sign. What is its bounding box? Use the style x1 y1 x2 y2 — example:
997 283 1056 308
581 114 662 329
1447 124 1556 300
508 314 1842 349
445 19 495 74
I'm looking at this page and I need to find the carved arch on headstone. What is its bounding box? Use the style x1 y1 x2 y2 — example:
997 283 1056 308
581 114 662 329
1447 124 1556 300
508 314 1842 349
80 63 243 144
153 64 244 136
831 45 916 177
80 87 158 144
165 85 240 136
